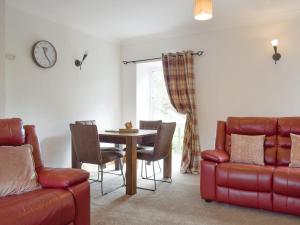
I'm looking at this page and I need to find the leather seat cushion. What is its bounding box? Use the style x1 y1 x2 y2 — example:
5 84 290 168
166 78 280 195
123 146 152 151
274 167 300 198
0 188 75 225
137 145 154 150
101 150 124 164
137 149 154 161
216 163 274 192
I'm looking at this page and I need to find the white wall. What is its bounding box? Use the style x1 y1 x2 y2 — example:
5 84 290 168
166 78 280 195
5 6 121 167
121 18 300 150
0 0 5 116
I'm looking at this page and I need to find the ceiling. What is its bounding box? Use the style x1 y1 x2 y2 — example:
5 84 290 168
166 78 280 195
7 0 300 43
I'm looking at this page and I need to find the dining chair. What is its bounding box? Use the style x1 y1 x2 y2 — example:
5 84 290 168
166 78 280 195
76 120 124 171
75 120 96 125
138 120 162 174
139 120 162 132
70 123 125 195
137 122 176 191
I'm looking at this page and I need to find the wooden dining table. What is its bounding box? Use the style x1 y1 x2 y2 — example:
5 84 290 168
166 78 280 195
71 129 172 195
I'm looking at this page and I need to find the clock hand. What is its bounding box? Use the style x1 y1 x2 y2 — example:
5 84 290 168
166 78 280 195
42 47 51 66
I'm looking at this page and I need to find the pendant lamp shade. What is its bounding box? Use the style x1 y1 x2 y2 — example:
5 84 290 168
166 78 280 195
194 0 213 21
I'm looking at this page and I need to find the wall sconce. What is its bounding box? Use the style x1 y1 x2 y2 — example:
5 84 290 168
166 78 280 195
75 51 88 70
271 39 281 64
194 0 213 21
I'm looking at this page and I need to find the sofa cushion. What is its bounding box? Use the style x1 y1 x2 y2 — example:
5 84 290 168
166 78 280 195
274 167 300 198
0 145 40 197
0 118 25 146
225 117 277 165
0 188 75 225
289 134 300 167
216 163 274 192
230 134 265 165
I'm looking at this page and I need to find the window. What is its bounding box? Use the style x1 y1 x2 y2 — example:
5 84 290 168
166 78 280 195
136 61 186 154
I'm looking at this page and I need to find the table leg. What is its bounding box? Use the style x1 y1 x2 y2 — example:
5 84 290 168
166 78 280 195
163 144 172 179
72 141 81 169
126 137 137 195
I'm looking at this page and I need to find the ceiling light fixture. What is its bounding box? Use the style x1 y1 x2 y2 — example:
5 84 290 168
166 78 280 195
194 0 213 21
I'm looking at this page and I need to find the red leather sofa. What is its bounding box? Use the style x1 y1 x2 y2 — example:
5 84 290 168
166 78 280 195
0 118 90 225
201 117 300 216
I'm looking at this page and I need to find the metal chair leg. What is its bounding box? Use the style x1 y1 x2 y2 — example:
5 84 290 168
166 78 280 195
141 160 143 177
137 160 172 191
100 165 104 196
89 159 127 195
153 161 157 191
141 160 145 178
88 164 102 184
141 160 150 179
120 159 125 186
137 161 157 192
157 160 161 173
141 160 161 179
145 160 148 178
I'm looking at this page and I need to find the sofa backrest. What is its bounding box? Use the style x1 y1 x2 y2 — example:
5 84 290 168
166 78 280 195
224 117 278 165
0 118 43 170
215 117 300 166
0 118 25 145
277 117 300 166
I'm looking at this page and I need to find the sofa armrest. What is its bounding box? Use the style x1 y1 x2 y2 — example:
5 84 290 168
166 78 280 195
201 150 229 163
38 168 89 188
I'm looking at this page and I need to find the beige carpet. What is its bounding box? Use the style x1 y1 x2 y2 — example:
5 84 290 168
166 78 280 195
90 166 299 225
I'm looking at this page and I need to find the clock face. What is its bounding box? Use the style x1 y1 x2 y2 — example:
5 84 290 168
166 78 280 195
32 40 57 68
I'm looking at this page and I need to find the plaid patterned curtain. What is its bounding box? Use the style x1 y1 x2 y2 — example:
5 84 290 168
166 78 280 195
162 51 201 174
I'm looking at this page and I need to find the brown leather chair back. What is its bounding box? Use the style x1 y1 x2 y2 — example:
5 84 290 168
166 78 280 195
139 120 162 130
153 122 176 161
75 120 96 125
139 120 162 146
70 123 102 165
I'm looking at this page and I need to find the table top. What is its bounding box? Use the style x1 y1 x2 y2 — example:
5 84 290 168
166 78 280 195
99 129 157 137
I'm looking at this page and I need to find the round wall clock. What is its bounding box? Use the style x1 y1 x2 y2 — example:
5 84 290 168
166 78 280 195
32 40 57 68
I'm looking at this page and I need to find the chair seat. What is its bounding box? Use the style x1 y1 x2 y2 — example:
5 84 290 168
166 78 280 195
274 167 300 198
101 147 121 151
101 150 124 164
123 145 152 151
216 163 274 192
0 188 75 225
137 145 153 150
137 148 154 161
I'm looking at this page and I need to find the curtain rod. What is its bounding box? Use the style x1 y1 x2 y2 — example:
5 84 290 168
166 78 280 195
122 50 204 65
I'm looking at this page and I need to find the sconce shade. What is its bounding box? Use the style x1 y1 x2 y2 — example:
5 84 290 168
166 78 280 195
271 39 278 47
271 39 281 64
194 0 213 21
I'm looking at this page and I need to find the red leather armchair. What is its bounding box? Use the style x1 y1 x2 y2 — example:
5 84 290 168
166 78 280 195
201 117 300 216
0 118 90 225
